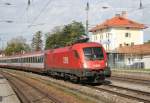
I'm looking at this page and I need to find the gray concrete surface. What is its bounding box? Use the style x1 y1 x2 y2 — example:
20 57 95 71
0 74 20 103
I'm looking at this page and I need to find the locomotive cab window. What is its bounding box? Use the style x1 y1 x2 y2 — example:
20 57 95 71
83 47 104 60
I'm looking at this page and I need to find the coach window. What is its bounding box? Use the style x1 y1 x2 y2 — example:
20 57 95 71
35 57 37 63
40 56 42 63
26 57 28 63
29 57 31 63
37 57 40 63
21 58 23 63
42 56 44 62
41 56 43 63
40 56 43 62
22 58 24 63
34 57 36 63
28 57 30 63
33 57 35 63
31 57 33 63
30 57 32 63
29 57 30 63
36 57 38 63
40 56 43 63
39 57 41 63
28 57 29 63
27 57 28 63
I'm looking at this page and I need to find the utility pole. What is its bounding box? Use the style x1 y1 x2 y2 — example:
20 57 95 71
139 0 143 9
85 2 89 35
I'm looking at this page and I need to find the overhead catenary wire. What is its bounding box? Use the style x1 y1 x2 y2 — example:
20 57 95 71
28 0 52 27
20 0 52 35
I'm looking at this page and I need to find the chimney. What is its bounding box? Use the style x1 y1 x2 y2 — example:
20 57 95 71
121 11 127 18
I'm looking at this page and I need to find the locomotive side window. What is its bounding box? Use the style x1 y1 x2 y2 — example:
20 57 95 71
83 47 104 60
73 50 79 58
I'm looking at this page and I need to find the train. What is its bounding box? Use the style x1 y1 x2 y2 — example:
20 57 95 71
0 42 111 83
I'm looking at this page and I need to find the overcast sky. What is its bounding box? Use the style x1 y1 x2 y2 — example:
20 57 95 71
0 0 150 49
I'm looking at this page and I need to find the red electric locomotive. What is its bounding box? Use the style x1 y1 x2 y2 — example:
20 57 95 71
0 42 110 83
45 42 108 83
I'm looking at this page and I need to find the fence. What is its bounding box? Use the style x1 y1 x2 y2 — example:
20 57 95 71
107 53 146 69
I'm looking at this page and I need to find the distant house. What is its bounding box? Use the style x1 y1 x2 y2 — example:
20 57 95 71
116 44 150 69
89 11 147 52
0 51 4 57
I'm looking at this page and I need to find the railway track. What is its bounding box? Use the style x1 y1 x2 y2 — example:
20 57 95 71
1 71 65 103
111 75 150 85
89 84 150 103
2 69 150 103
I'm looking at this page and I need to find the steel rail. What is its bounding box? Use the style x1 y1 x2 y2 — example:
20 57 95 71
2 71 63 103
2 72 31 103
111 76 150 85
88 85 150 103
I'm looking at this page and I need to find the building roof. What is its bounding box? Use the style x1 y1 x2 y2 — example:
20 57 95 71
116 43 150 55
90 16 147 32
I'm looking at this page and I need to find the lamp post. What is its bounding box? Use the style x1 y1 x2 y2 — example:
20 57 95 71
85 2 89 36
0 2 12 6
0 20 13 23
0 20 13 50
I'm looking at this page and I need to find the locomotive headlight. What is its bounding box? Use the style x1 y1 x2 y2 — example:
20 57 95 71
83 63 88 69
105 62 108 67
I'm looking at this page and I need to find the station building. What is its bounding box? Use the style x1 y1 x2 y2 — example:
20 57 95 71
89 11 149 69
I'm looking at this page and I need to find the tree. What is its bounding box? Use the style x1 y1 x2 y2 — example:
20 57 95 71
4 36 30 56
31 31 43 51
45 21 85 49
144 40 150 44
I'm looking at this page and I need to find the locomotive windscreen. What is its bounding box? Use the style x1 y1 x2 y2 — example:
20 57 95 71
83 47 104 61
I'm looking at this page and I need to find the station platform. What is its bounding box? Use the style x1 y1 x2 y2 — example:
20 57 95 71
0 74 20 103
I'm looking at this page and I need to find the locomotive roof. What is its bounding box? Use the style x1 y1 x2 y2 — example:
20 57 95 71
45 42 103 53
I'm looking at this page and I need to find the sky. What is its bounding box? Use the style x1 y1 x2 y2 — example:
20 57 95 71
0 0 150 49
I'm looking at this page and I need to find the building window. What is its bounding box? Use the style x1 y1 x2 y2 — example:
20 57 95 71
100 34 103 40
131 42 134 46
125 33 131 37
106 44 109 51
96 35 98 40
124 42 129 46
106 33 111 39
